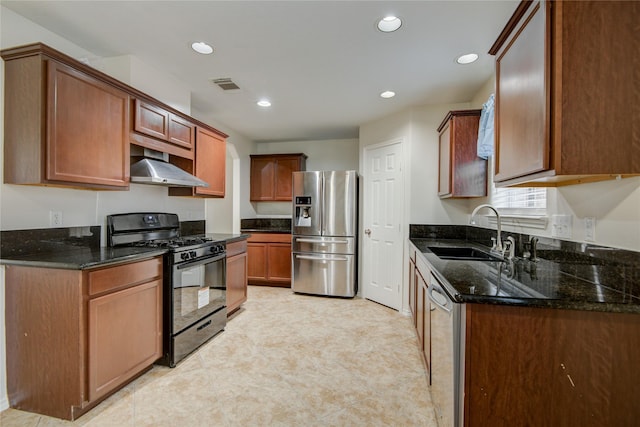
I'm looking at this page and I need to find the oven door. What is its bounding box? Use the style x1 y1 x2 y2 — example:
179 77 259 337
172 253 226 334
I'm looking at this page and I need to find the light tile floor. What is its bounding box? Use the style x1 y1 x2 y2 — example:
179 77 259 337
1 286 436 426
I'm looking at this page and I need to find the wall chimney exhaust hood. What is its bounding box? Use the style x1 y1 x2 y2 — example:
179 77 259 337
130 147 209 188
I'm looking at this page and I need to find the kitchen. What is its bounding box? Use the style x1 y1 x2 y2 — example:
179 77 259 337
1 1 639 426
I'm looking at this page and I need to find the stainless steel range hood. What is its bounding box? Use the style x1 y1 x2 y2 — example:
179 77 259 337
130 147 209 188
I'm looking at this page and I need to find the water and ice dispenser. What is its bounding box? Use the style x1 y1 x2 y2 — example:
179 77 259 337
294 196 313 227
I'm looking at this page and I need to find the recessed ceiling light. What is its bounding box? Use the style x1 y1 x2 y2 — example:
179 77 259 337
191 42 213 55
380 91 396 99
456 53 479 64
377 16 402 33
257 99 272 107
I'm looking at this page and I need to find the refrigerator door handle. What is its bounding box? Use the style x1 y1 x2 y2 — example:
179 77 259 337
295 238 349 244
295 254 349 262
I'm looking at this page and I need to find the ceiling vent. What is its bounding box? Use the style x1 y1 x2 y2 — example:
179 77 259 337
211 78 240 91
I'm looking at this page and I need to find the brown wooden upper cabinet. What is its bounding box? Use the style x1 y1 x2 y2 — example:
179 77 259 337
490 0 640 187
1 44 130 190
169 127 226 198
250 154 307 201
131 99 196 159
437 110 486 198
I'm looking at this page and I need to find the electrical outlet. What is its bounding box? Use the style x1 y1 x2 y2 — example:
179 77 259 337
584 217 596 241
551 214 572 238
50 211 63 227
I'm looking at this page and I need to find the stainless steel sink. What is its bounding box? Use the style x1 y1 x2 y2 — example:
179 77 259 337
428 246 501 261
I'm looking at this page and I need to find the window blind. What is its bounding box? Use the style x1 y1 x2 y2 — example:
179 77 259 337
493 187 547 209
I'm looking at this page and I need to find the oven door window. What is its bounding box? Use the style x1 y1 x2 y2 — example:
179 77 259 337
173 257 225 334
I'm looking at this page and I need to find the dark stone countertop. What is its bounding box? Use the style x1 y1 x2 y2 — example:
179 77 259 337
411 238 640 314
0 233 251 270
0 246 167 270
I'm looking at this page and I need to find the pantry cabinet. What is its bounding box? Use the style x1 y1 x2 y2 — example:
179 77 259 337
2 44 130 190
437 110 485 198
250 154 307 201
4 256 163 420
247 233 292 286
490 0 640 186
226 238 248 315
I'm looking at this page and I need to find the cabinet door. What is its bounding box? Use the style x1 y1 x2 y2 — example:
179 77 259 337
247 242 268 281
267 243 292 283
419 272 431 379
409 259 417 327
47 60 130 188
194 127 226 197
438 124 452 196
88 279 162 402
168 114 195 149
134 99 170 141
226 252 248 314
494 1 548 182
250 157 275 201
274 158 299 200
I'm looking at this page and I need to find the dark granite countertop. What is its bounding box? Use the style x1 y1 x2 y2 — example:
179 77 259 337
0 246 167 270
411 238 640 314
0 232 251 270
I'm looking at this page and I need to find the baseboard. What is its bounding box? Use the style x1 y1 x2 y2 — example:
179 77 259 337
0 395 9 412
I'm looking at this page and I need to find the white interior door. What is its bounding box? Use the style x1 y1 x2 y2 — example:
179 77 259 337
362 141 404 310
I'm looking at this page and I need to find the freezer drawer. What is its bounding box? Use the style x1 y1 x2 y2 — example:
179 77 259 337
292 236 355 254
292 252 356 297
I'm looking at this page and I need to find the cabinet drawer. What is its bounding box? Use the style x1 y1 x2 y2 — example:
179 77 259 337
88 257 162 296
247 233 291 244
226 239 247 257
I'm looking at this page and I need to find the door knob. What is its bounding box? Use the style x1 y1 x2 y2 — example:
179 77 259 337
365 229 371 236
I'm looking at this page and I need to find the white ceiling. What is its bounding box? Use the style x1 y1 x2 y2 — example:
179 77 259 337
1 1 518 142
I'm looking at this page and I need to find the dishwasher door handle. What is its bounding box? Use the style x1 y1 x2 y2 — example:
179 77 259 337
429 286 452 313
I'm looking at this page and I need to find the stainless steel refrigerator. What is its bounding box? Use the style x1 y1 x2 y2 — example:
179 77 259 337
291 170 358 297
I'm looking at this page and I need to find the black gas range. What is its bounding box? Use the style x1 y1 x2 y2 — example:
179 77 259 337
107 213 227 367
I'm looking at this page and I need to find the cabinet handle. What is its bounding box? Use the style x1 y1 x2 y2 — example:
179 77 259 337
295 255 348 262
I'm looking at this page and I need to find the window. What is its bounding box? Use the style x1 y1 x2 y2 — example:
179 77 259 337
493 187 547 210
489 186 548 229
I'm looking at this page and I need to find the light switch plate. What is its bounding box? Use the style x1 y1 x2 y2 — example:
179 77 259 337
551 214 572 238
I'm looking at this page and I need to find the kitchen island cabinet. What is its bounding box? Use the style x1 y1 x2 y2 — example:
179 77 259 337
247 232 292 287
226 238 248 314
490 0 640 186
4 256 163 420
2 44 130 190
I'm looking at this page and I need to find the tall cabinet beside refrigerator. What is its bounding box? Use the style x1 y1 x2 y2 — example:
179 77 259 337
292 170 358 297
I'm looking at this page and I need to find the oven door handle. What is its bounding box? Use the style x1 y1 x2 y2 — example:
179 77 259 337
176 253 226 269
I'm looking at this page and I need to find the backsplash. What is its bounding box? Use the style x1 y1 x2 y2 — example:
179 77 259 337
1 226 100 257
241 218 291 232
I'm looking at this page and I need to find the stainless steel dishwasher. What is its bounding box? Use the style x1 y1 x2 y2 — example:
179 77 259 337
429 273 464 427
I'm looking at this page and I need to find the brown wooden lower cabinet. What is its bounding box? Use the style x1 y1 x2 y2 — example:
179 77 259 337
226 238 248 315
246 232 291 287
4 256 163 420
464 304 640 427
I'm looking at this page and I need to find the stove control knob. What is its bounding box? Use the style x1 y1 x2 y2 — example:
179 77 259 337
190 251 197 259
180 253 189 260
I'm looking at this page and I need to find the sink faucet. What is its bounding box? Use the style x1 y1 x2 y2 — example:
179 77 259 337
470 204 503 255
